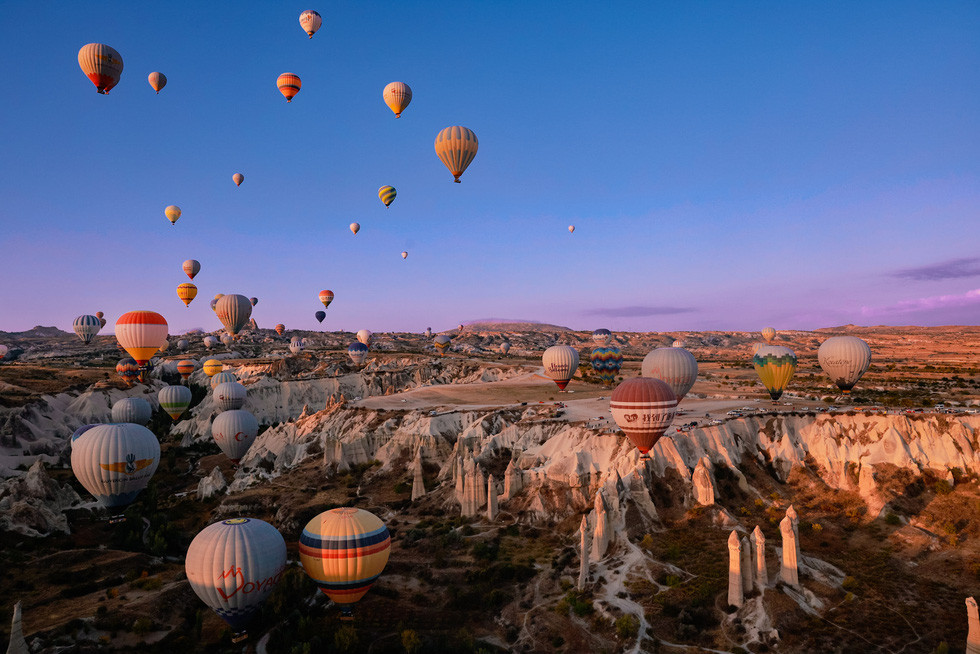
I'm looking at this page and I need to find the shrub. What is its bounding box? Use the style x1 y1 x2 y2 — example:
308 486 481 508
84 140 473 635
934 480 953 496
841 576 858 591
885 513 901 526
615 614 640 639
401 629 422 654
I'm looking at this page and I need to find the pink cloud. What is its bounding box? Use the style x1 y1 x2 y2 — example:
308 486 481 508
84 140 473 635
860 289 980 317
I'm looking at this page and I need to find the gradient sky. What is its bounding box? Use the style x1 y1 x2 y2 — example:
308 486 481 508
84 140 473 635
1 2 978 335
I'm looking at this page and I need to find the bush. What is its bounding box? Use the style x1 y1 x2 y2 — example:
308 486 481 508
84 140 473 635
615 614 640 639
841 576 858 591
934 480 953 496
884 513 901 526
401 629 422 654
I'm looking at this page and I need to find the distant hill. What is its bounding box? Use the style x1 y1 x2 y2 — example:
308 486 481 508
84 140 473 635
461 320 572 333
0 326 69 338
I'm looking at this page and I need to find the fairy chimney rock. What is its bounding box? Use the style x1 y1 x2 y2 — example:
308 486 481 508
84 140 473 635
728 530 744 608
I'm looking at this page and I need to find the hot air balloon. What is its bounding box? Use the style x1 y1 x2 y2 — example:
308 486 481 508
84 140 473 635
378 186 396 208
590 346 624 386
299 10 322 38
434 126 478 183
318 290 334 309
401 251 408 259
214 294 224 301
299 508 391 617
433 334 451 356
761 327 776 344
315 311 326 323
71 423 159 509
115 311 168 382
0 344 9 360
818 336 872 393
181 259 200 280
277 73 301 102
211 409 258 463
73 315 101 344
542 345 579 391
289 341 304 355
356 330 372 347
116 358 139 385
186 518 286 632
158 339 170 354
641 347 698 402
348 342 368 366
177 359 196 381
350 222 360 235
209 299 218 311
221 334 234 347
568 225 575 233
592 329 612 346
752 345 797 403
165 205 181 225
457 324 464 332
250 297 258 307
177 283 198 307
233 173 244 187
211 371 237 389
147 72 166 93
203 359 223 377
610 377 678 459
77 44 123 94
672 340 684 348
111 397 152 425
214 381 247 412
382 82 412 118
424 328 432 338
177 339 189 351
215 294 253 336
96 311 104 321
500 342 511 355
159 385 192 421
71 424 99 444
203 335 218 349
275 324 286 336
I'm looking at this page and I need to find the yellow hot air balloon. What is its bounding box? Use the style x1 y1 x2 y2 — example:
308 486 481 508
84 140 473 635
382 82 412 118
165 205 181 225
147 72 167 93
378 185 396 208
752 345 797 403
203 359 223 377
77 44 123 94
277 73 301 102
761 327 776 344
177 283 198 307
434 126 478 183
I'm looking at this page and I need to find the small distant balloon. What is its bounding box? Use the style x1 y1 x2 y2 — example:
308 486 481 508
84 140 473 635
250 297 258 306
177 359 196 381
299 10 322 38
383 82 412 118
78 43 123 94
434 126 478 183
761 327 776 344
277 73 301 102
433 334 451 356
592 329 612 346
401 251 408 259
147 72 166 93
165 205 181 225
356 329 372 347
233 173 244 187
319 290 334 309
350 222 360 235
275 324 285 336
73 315 101 344
315 311 326 323
182 259 200 280
203 359 223 377
568 225 575 233
348 341 368 365
177 283 197 307
378 185 396 208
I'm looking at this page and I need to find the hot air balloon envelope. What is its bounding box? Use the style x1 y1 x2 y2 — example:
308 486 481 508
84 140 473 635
817 336 871 393
610 377 678 458
70 423 160 508
78 43 123 94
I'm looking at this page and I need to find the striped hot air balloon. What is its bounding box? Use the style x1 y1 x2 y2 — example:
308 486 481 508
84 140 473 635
752 345 797 403
610 377 678 459
433 334 452 356
177 283 198 307
641 347 699 402
211 409 258 462
542 345 579 391
77 43 123 94
434 126 478 183
382 82 412 118
275 324 285 336
115 311 168 367
592 329 612 346
70 423 160 509
111 397 152 425
277 73 301 102
318 290 334 308
590 346 623 386
176 359 196 381
73 315 102 344
348 342 368 365
147 72 167 93
761 327 776 344
215 294 252 336
818 336 872 393
299 10 322 38
210 371 237 389
214 381 246 411
186 518 286 631
165 205 181 225
182 259 200 280
203 359 223 377
232 173 244 186
378 186 396 208
299 508 391 617
159 385 192 421
116 357 140 385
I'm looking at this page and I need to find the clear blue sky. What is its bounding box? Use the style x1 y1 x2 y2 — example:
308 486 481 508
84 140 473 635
1 2 978 335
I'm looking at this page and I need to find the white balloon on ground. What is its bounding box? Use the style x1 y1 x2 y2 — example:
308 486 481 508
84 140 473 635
211 409 259 463
111 397 152 425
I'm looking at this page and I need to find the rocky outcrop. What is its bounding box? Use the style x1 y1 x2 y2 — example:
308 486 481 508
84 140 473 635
0 459 82 537
197 466 227 500
578 516 590 591
967 597 980 654
728 531 744 608
6 601 28 654
780 515 799 587
753 526 767 589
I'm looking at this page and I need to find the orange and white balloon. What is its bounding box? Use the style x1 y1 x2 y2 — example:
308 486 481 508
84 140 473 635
147 72 167 94
115 311 168 366
383 82 412 118
434 126 478 183
277 73 301 102
78 44 123 94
